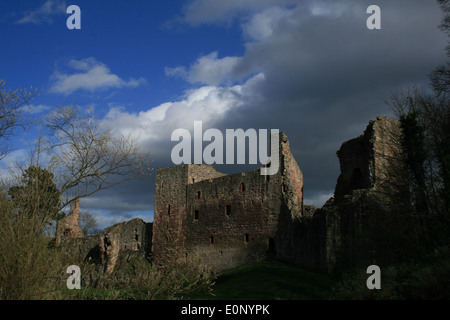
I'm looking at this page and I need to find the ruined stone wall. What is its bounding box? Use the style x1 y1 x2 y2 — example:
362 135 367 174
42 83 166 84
187 164 227 184
152 163 227 263
60 218 152 275
319 116 404 271
185 169 277 271
273 133 305 263
271 116 404 272
152 165 191 263
152 132 307 272
55 198 83 245
334 136 373 200
334 116 402 202
152 162 278 271
100 218 152 273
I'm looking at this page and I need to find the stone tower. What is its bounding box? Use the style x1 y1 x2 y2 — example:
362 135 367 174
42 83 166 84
55 198 84 245
152 132 304 271
318 116 404 270
334 116 402 202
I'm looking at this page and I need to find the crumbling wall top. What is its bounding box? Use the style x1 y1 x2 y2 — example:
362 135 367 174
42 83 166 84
55 198 83 245
334 116 401 201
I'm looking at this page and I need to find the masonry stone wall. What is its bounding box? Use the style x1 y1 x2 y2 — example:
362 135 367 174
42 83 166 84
55 199 83 246
260 116 403 272
185 169 276 270
319 116 404 270
100 218 152 273
152 165 190 263
57 216 152 275
335 116 402 201
152 132 305 272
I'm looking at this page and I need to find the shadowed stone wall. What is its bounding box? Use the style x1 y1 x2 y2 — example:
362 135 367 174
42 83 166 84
152 132 305 272
57 217 152 275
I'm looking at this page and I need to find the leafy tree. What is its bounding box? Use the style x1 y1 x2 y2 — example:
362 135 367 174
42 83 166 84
0 182 69 300
8 166 61 228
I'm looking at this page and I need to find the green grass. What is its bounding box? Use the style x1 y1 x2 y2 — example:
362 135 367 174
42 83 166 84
59 260 337 300
195 260 336 300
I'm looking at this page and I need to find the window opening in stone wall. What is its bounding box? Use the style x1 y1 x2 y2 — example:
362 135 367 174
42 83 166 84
194 210 199 220
244 233 250 243
135 234 139 241
351 167 365 189
210 235 214 244
196 191 201 199
240 182 246 192
168 204 171 216
226 205 231 216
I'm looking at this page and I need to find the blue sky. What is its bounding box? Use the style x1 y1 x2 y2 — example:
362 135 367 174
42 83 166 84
0 0 447 229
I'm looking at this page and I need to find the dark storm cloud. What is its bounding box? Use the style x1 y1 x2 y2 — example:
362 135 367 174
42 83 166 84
89 0 448 223
213 0 447 204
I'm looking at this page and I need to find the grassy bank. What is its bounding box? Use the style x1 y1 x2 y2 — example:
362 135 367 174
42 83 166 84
194 260 336 300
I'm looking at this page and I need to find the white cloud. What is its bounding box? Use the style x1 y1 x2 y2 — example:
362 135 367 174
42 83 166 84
49 57 146 95
164 66 188 79
16 0 66 25
103 73 265 150
181 0 299 25
165 52 242 85
21 104 51 115
242 6 292 41
0 149 28 183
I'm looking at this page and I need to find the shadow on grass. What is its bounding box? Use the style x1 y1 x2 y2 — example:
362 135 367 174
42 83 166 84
193 259 336 300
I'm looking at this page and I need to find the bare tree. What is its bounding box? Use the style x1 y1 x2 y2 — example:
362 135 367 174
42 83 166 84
34 105 151 211
387 85 450 252
0 79 37 159
80 211 100 236
430 0 450 95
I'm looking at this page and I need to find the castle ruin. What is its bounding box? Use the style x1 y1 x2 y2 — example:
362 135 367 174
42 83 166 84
55 199 83 246
152 116 403 272
152 132 303 271
57 116 403 274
